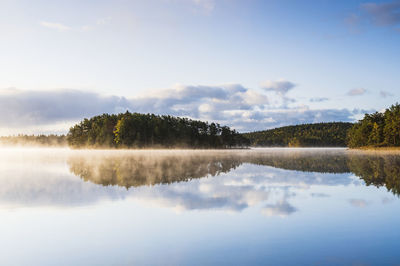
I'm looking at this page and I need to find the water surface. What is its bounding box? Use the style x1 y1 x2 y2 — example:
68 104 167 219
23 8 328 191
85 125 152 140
0 148 399 265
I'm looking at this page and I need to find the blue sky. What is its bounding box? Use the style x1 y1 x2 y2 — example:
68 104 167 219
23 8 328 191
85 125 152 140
0 0 399 134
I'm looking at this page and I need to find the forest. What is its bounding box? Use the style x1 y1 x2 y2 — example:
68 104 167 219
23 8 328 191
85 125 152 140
347 103 400 148
67 112 250 148
242 122 353 147
4 104 399 149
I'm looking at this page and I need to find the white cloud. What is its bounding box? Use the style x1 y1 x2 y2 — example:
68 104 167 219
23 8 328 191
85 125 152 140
80 25 93 32
310 97 329 102
0 88 131 127
192 0 215 13
348 198 369 208
40 17 111 33
261 79 297 108
361 1 400 26
347 1 400 33
382 197 395 204
311 193 330 198
96 16 112 25
0 83 358 134
347 88 367 96
231 107 356 132
39 21 71 31
261 79 296 96
262 200 297 217
380 90 394 98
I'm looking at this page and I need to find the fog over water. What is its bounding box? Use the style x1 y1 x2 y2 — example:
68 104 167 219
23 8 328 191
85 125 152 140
0 148 399 265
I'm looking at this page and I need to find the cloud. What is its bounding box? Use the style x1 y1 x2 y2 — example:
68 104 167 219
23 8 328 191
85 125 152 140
346 1 400 33
380 90 394 98
348 198 369 208
131 84 269 120
226 107 356 132
261 79 297 108
345 13 361 26
361 1 400 26
311 193 330 198
0 88 132 127
96 17 112 25
382 197 395 204
347 88 367 96
352 108 376 115
39 21 71 31
40 17 111 33
0 85 268 131
261 79 296 96
191 0 215 13
80 25 93 32
0 152 128 208
0 84 359 134
310 97 329 102
0 150 357 213
262 200 297 217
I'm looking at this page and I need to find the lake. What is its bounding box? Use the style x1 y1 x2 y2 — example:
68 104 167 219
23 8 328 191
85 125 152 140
0 148 399 266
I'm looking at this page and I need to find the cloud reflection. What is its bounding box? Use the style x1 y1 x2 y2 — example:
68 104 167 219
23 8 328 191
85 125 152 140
348 199 369 208
0 149 399 217
262 200 297 217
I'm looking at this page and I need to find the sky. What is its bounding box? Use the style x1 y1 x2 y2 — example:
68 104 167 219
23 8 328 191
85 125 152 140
0 0 399 134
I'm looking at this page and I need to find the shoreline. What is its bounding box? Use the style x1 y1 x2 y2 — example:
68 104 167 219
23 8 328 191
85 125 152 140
349 146 400 154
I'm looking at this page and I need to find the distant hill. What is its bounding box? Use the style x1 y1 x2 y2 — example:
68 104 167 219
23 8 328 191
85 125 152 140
242 122 353 147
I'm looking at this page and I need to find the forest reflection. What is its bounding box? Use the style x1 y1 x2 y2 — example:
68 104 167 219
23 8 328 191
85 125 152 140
68 150 400 196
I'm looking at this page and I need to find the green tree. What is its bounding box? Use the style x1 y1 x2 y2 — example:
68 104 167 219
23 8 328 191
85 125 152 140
347 103 400 148
67 111 249 149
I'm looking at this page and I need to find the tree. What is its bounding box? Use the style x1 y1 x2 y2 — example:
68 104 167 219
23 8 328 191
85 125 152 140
67 111 249 149
347 103 400 148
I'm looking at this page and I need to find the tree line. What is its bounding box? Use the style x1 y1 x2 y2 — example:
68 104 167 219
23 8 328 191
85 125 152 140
242 122 353 147
347 103 400 148
67 112 250 148
4 103 399 149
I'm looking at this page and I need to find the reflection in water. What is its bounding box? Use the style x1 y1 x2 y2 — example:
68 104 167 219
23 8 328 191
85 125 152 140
0 149 399 213
68 151 242 188
68 149 400 196
1 149 400 266
348 153 400 195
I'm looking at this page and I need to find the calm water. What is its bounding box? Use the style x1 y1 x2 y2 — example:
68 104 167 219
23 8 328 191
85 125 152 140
0 148 399 266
